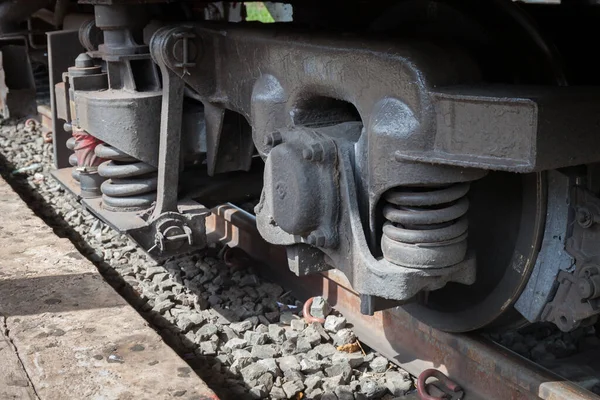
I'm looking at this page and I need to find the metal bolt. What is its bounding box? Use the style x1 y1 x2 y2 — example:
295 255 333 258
577 207 594 228
63 122 73 132
578 278 594 299
263 131 282 147
302 143 324 162
172 32 197 68
306 230 326 247
74 53 94 68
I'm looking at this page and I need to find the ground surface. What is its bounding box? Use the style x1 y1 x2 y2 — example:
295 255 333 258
0 175 217 399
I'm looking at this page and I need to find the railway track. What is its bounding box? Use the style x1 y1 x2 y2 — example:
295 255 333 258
2 115 600 399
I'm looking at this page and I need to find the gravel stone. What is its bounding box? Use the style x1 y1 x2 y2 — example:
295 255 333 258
145 266 165 279
232 348 253 361
281 338 297 355
314 343 337 358
360 378 387 397
324 315 347 332
305 374 323 390
334 385 354 400
325 364 352 384
278 355 301 372
241 363 269 382
283 380 305 398
220 325 240 342
199 341 218 355
265 311 280 323
230 320 253 334
279 312 297 325
196 323 218 340
231 357 253 374
332 352 364 368
176 313 204 331
152 300 174 314
321 391 337 400
310 296 332 319
384 372 412 396
245 331 270 346
300 358 322 374
302 325 323 347
334 329 356 346
370 356 389 373
269 386 287 399
257 358 282 377
268 324 286 343
284 369 305 383
291 318 307 331
296 337 313 353
285 329 299 341
306 388 324 399
322 375 345 391
249 384 268 399
258 373 274 392
223 338 247 352
251 344 280 359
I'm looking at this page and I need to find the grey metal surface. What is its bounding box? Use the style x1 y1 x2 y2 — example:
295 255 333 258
515 170 574 322
48 29 83 169
541 184 600 331
399 86 600 173
148 25 188 218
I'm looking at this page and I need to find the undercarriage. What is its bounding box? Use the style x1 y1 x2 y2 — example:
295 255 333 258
5 0 600 333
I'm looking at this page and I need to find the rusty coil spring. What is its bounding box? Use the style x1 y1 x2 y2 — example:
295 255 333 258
95 144 158 211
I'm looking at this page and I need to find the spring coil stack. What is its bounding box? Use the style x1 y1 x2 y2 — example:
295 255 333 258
66 137 80 182
381 182 471 268
95 144 158 211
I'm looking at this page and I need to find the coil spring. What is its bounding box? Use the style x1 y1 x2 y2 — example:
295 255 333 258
95 144 158 211
381 183 470 268
66 137 80 182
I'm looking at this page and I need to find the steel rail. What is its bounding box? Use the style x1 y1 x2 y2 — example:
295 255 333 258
206 203 600 400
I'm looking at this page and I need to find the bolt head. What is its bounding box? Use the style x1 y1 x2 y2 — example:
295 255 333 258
303 144 324 162
172 38 197 64
577 207 594 228
306 230 327 247
75 53 94 68
578 278 594 299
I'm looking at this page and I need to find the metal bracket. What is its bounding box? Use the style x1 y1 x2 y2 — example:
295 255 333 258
149 26 191 220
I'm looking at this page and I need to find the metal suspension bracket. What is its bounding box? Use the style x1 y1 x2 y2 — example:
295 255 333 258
145 25 208 256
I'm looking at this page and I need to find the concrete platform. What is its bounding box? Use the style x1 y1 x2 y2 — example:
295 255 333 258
0 176 217 400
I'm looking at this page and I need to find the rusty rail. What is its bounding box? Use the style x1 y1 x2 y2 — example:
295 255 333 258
206 203 600 400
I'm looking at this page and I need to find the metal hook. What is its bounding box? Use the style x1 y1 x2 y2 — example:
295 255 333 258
417 369 463 400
